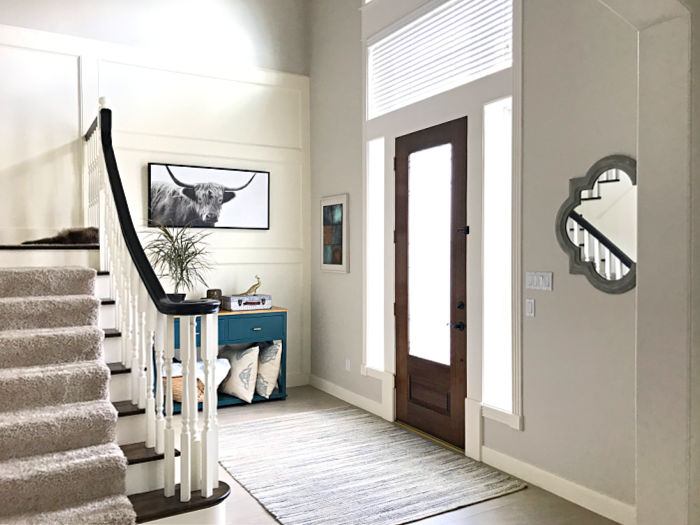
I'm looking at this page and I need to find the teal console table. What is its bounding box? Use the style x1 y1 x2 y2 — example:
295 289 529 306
172 307 287 412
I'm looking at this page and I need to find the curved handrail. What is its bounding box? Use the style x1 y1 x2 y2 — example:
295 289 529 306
97 108 219 316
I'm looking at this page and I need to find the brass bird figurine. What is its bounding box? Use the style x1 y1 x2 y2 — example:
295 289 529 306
240 275 262 296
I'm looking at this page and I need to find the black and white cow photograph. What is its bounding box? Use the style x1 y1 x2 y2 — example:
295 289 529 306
148 163 270 229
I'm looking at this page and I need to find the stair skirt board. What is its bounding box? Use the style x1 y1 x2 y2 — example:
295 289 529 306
0 250 99 271
0 266 134 523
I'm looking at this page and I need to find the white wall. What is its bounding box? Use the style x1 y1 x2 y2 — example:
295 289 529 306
0 25 312 387
0 0 309 244
308 0 382 403
0 0 309 75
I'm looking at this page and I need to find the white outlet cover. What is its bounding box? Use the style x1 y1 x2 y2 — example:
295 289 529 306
525 298 535 317
526 271 553 291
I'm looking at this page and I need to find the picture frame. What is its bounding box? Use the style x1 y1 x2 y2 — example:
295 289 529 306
148 162 270 230
320 194 349 273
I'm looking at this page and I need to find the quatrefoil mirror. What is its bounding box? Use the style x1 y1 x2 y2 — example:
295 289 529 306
555 155 637 294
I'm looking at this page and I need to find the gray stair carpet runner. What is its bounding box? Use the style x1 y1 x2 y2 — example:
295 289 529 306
0 267 135 524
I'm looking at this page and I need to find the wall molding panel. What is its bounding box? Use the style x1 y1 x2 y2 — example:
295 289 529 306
0 22 312 386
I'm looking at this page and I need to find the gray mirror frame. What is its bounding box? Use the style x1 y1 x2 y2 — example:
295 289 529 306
555 154 637 294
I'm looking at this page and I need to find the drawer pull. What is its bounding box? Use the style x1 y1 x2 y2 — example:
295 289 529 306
252 327 262 331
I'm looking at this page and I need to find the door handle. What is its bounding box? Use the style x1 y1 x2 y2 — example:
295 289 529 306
449 322 465 331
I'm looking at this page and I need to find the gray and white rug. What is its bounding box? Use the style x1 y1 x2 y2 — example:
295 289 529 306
219 407 526 525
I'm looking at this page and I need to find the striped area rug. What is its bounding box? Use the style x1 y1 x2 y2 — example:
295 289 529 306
219 407 526 525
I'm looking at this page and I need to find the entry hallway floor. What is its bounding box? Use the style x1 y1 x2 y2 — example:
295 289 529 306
151 386 616 525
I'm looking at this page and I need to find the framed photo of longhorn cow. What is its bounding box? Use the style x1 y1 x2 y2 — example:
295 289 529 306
148 163 270 230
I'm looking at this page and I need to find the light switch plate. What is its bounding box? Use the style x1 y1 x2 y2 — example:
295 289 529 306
526 271 553 291
525 298 535 317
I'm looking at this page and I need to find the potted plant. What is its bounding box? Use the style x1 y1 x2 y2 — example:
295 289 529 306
145 224 211 302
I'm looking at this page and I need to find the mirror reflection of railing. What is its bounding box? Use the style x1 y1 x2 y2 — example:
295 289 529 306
555 154 636 294
84 98 221 502
567 210 632 281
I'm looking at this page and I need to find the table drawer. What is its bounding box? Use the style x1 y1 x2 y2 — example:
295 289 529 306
221 314 284 343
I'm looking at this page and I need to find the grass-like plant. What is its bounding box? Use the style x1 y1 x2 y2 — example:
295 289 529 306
144 224 212 296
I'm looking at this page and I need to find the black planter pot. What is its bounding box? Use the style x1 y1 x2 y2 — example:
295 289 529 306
167 293 186 302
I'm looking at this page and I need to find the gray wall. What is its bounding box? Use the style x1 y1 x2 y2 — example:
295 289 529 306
483 0 637 503
0 0 310 75
309 0 382 402
683 0 700 521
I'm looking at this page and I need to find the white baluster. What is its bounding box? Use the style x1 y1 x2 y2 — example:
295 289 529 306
593 238 601 274
201 313 219 497
583 230 590 262
615 256 623 279
164 315 176 497
138 284 148 410
572 219 579 248
189 315 201 493
604 247 612 280
180 316 193 502
155 312 166 455
145 300 156 448
130 282 139 404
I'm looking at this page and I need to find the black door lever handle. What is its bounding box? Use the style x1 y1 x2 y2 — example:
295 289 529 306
449 322 465 331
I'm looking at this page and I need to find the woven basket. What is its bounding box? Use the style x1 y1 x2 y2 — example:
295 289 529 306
164 377 205 403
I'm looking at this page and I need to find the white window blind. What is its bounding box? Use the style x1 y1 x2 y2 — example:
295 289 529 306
367 0 512 119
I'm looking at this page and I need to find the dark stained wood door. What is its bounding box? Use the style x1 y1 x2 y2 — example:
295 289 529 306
395 117 467 448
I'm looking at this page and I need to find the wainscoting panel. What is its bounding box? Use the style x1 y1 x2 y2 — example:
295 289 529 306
99 60 304 150
0 44 81 243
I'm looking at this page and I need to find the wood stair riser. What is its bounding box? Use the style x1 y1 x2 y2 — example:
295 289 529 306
109 372 131 402
126 458 181 495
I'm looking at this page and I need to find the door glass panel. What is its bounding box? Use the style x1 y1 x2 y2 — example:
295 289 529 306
408 143 452 365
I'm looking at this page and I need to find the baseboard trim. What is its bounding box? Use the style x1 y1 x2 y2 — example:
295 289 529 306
481 446 636 525
309 374 393 421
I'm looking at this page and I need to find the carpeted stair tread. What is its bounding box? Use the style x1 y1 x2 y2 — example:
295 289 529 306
0 443 128 517
0 267 95 298
0 295 99 330
0 325 103 369
4 495 135 524
0 400 117 460
0 360 109 412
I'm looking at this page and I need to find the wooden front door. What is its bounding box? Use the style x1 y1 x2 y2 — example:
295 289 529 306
395 117 467 448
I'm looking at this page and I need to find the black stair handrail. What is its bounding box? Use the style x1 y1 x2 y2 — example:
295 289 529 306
568 210 634 268
89 108 219 316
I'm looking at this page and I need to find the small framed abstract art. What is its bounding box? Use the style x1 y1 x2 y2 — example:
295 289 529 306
321 194 348 273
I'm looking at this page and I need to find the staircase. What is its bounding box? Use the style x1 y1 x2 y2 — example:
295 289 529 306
0 267 135 524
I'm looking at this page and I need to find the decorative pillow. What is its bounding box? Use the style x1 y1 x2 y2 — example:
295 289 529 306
256 340 282 399
219 345 259 403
